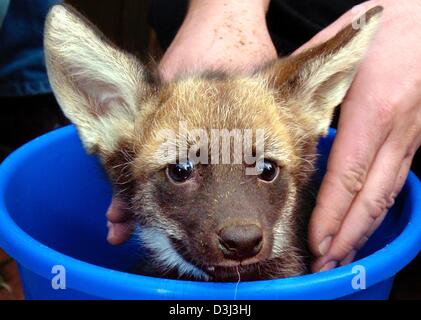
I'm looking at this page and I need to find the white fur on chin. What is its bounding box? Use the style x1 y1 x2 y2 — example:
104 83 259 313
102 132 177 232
137 226 210 281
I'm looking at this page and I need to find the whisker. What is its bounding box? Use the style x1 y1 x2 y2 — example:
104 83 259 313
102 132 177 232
234 266 241 300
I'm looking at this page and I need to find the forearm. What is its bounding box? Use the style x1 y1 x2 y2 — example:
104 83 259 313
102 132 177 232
159 0 276 80
188 0 270 16
185 0 271 42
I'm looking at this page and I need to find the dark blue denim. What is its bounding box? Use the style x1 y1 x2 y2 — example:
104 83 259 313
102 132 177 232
0 0 60 97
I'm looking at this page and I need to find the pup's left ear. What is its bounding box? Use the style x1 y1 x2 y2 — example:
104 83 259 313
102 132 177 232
263 6 383 136
44 4 151 154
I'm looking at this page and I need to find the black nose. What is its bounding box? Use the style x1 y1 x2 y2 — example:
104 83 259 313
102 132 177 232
218 224 263 260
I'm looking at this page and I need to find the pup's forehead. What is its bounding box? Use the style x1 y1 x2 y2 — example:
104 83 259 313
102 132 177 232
151 75 290 132
133 76 299 172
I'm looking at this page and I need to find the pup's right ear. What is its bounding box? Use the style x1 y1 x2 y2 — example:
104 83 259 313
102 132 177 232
262 6 383 137
44 5 150 154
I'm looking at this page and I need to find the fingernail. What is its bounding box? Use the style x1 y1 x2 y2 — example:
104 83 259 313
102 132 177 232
319 261 337 272
318 236 332 256
107 223 115 241
340 250 357 266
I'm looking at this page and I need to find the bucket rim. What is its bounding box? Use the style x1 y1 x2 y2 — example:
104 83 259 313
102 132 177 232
0 125 420 299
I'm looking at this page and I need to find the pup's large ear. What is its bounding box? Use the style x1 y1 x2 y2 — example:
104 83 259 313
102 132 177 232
44 5 150 154
263 6 383 136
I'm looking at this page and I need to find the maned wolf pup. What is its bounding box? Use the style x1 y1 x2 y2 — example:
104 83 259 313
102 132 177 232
44 5 383 281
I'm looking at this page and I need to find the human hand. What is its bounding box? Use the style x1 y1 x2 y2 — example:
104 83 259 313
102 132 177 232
158 0 276 81
106 0 277 244
305 0 421 272
106 198 134 245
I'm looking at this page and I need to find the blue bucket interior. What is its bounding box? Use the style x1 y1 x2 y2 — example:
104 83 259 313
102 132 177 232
0 125 420 300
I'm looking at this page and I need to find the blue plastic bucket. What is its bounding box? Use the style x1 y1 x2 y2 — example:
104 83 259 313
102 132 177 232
0 126 420 300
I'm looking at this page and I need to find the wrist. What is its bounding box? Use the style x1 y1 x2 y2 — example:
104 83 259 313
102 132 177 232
159 0 276 80
188 0 270 22
189 0 270 14
182 0 271 43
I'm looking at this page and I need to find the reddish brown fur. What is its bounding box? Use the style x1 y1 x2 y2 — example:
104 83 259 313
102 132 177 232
44 5 383 281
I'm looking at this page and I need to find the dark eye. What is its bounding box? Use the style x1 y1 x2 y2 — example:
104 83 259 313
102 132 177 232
167 161 194 183
257 159 279 182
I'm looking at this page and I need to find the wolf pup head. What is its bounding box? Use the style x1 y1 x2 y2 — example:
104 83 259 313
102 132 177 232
44 5 382 281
